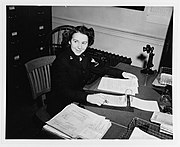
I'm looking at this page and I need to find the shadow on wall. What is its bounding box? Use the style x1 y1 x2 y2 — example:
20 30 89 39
137 53 147 68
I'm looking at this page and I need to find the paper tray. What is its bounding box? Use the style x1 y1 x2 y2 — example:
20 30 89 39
122 117 173 139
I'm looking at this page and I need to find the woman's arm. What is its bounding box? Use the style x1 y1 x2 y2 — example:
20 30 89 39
51 56 90 104
88 57 124 78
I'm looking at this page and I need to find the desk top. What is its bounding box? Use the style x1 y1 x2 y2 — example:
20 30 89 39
84 63 162 127
42 63 166 139
85 63 161 101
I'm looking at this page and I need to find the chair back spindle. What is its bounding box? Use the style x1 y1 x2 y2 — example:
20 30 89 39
25 55 56 100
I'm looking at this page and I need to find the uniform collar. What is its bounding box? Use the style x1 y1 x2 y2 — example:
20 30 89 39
67 46 86 61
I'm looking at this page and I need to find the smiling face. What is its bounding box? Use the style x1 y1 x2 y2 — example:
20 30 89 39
69 32 88 56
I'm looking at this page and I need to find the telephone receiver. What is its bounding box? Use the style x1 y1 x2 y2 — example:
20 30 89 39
141 44 155 75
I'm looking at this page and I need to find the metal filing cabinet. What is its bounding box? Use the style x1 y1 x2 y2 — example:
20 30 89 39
7 6 52 101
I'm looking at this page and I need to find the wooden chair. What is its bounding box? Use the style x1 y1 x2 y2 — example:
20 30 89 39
25 55 56 122
45 25 75 55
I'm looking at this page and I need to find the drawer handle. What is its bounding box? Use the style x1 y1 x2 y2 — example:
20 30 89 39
39 26 44 30
12 32 17 36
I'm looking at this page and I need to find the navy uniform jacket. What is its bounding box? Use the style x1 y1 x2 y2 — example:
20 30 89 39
46 47 123 117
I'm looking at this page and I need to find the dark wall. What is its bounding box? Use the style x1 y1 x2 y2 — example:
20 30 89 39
159 11 173 70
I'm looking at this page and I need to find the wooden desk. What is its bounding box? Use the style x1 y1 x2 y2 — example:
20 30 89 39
41 63 164 139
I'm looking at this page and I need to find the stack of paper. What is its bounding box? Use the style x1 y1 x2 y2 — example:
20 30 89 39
150 111 173 135
97 77 139 95
45 103 111 139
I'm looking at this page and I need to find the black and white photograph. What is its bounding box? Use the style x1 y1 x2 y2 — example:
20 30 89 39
1 0 180 146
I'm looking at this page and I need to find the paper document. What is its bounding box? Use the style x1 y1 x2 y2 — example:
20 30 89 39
159 73 172 85
100 93 127 107
152 77 166 87
98 77 138 95
160 124 173 135
131 97 160 112
151 111 173 135
99 93 159 112
46 103 111 139
151 111 172 126
129 127 159 139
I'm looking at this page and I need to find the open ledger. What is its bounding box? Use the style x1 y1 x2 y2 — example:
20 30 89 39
44 103 112 139
99 93 160 112
97 77 139 95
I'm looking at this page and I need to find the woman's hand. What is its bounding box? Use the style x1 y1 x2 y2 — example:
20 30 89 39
87 93 107 106
122 72 137 79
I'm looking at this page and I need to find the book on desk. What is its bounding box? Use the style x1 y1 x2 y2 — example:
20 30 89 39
44 103 112 139
43 103 132 139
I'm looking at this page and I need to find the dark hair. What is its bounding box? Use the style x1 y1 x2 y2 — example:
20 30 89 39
69 25 95 46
